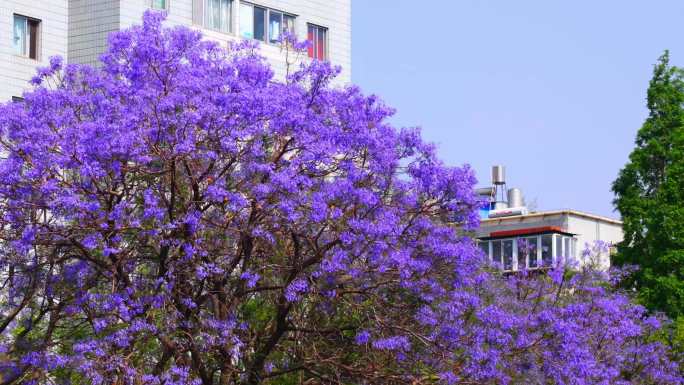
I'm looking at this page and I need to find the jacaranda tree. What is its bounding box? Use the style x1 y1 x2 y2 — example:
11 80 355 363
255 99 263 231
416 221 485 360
0 12 680 385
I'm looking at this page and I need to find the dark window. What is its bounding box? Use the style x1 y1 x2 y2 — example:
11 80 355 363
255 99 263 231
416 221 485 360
503 240 513 270
478 241 489 259
253 6 266 41
492 240 502 267
11 96 24 103
541 234 553 266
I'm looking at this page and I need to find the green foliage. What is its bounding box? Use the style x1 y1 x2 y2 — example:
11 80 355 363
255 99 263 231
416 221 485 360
612 51 684 318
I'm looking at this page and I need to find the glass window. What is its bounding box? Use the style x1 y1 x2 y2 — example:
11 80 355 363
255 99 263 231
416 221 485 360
478 241 489 259
13 15 27 56
307 24 327 60
284 14 296 36
205 0 231 33
503 240 513 271
239 3 253 38
13 15 39 59
269 10 282 43
564 237 571 261
240 4 293 43
151 0 167 9
541 234 553 266
518 236 538 269
253 6 266 41
555 234 563 261
492 240 502 267
571 238 576 260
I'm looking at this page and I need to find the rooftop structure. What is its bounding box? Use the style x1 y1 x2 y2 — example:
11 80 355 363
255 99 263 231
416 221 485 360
475 166 623 272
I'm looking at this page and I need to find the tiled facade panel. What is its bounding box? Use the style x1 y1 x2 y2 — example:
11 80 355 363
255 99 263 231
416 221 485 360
68 0 120 66
0 1 68 101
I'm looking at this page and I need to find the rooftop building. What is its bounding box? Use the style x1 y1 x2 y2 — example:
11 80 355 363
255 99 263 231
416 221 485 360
475 166 623 272
1 0 351 101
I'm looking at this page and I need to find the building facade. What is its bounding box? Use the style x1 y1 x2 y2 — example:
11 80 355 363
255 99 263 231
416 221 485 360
2 0 351 101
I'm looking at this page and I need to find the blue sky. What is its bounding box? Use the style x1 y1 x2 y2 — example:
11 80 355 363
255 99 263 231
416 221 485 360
351 0 684 218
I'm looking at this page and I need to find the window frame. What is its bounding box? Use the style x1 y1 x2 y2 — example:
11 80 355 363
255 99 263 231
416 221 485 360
240 2 296 45
13 14 41 60
307 23 328 60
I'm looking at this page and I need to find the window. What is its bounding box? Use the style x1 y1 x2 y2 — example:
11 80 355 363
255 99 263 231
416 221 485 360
201 0 231 33
541 234 553 266
150 0 168 10
564 237 572 261
11 96 24 103
492 240 502 267
518 236 538 269
555 234 563 262
478 241 489 259
502 240 513 271
240 3 294 44
307 24 327 60
13 15 40 59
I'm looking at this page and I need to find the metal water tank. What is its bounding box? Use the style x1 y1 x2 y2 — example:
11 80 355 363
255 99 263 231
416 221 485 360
491 165 506 185
507 188 524 208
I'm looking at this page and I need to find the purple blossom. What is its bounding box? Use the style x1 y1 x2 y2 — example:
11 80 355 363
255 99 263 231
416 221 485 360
0 11 678 385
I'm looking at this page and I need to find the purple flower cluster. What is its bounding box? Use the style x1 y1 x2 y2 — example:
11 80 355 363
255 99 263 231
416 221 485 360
0 11 679 385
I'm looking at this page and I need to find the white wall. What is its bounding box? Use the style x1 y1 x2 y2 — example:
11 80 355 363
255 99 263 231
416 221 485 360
0 0 68 101
567 214 623 270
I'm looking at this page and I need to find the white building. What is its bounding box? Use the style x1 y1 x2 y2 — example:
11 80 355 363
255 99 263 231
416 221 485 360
476 210 623 272
475 166 623 272
2 0 352 101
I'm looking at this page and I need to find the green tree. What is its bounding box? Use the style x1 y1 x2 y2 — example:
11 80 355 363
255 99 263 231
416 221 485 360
612 51 684 318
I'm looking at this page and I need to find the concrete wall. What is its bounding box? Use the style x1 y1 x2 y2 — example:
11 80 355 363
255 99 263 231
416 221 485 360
0 1 69 101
